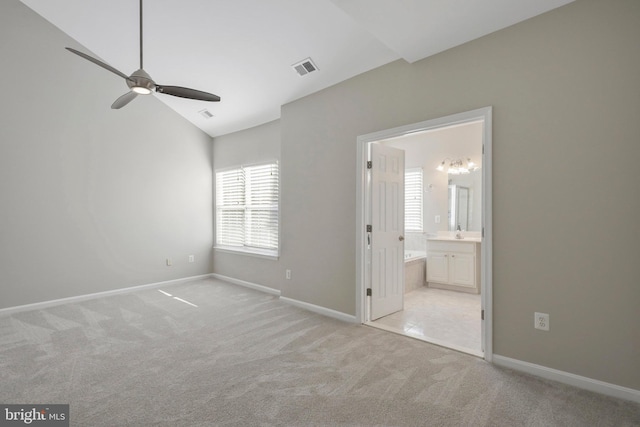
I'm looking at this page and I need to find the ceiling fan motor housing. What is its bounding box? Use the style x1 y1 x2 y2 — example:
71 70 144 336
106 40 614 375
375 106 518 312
127 69 155 94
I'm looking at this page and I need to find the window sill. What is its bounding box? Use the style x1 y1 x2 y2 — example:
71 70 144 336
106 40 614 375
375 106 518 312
214 246 279 260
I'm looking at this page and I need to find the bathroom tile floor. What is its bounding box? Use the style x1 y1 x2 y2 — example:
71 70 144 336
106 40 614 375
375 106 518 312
370 287 482 357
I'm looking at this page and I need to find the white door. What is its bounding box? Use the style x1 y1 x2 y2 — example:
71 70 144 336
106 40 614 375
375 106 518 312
370 143 405 320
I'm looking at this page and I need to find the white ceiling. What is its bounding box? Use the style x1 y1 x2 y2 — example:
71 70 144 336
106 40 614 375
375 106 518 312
20 0 573 137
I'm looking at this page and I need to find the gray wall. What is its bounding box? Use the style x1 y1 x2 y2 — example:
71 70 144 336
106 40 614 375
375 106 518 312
276 0 639 390
0 0 213 309
212 120 282 288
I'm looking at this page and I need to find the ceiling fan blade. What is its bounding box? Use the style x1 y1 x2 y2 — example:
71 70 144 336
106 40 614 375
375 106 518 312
111 91 138 109
155 85 220 102
66 47 131 81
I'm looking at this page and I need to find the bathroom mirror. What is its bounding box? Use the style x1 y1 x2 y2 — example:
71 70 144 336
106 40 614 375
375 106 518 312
448 169 481 231
448 185 470 231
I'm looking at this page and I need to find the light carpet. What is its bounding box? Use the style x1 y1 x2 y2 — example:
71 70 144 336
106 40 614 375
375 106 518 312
1 278 638 426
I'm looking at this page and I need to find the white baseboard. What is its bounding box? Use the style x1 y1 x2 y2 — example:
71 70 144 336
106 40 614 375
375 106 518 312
493 354 640 404
0 274 214 316
280 296 357 323
211 273 281 296
209 275 354 323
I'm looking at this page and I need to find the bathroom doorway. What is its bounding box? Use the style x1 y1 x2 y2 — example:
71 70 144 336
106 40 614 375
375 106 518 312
355 107 493 360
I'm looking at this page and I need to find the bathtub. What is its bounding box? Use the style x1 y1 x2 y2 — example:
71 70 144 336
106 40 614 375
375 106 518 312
404 250 426 293
404 250 426 262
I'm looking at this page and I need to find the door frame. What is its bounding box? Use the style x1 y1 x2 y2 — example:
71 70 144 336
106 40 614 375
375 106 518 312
355 106 493 361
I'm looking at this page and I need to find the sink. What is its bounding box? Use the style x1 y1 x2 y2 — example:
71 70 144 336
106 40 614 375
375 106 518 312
427 236 482 243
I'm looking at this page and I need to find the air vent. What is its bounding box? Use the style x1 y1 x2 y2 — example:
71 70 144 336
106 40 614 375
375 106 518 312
199 109 214 119
292 58 318 76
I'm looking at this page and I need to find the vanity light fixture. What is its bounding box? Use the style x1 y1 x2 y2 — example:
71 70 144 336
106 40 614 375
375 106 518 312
466 158 477 169
436 157 479 175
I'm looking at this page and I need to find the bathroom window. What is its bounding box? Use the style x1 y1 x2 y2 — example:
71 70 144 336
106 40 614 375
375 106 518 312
215 161 279 257
405 168 423 232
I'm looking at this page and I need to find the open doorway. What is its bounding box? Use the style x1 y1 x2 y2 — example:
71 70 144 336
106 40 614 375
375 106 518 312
355 107 493 360
373 120 483 356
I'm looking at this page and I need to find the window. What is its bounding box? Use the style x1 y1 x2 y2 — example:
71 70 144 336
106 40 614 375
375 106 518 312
216 162 279 257
405 168 423 232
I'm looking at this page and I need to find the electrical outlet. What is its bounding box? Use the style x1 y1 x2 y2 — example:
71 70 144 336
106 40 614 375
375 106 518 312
188 255 195 263
435 215 441 224
166 258 172 267
285 269 292 280
534 312 549 331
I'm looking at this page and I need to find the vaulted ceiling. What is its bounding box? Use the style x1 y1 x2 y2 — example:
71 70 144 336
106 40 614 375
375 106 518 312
20 0 573 137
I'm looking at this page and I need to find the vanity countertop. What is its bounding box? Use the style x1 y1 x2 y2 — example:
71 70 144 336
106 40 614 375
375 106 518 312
427 236 482 243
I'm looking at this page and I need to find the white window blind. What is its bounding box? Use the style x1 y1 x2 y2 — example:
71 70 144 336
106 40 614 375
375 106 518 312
405 168 423 232
216 162 279 256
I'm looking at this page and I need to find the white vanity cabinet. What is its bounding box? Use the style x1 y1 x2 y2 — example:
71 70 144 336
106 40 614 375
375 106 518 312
426 239 481 293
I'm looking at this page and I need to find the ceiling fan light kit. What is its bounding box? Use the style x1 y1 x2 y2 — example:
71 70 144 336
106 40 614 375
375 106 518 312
65 0 220 109
128 69 154 95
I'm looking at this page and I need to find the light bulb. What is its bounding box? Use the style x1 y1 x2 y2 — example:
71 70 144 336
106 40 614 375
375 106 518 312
132 86 152 95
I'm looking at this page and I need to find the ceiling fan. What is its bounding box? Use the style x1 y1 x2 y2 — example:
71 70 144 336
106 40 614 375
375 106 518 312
65 0 220 109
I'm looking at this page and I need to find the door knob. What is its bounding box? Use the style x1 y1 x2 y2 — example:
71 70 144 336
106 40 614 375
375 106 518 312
399 236 404 241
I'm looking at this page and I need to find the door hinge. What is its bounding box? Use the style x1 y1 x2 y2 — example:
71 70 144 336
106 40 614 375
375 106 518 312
366 288 372 296
482 144 485 155
482 227 484 238
366 161 372 169
481 309 485 320
366 224 372 232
